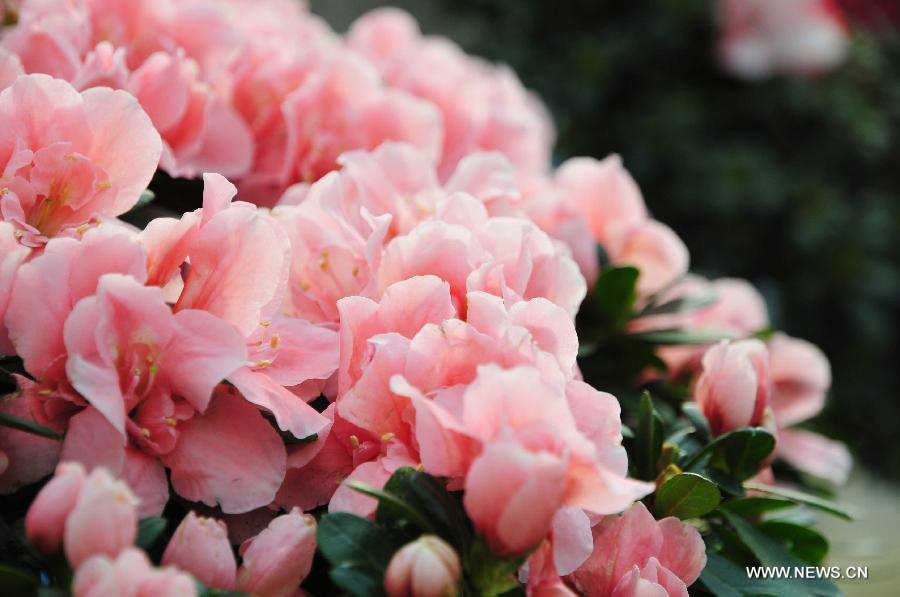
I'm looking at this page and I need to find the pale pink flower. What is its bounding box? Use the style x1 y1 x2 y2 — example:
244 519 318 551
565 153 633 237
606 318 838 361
718 0 849 80
63 466 138 567
279 50 442 192
348 8 554 179
569 502 706 597
767 333 851 484
0 390 62 493
0 221 29 353
555 155 688 295
162 511 237 590
0 47 24 90
236 507 317 597
694 339 774 436
0 74 161 244
25 461 86 554
385 535 462 597
73 547 197 597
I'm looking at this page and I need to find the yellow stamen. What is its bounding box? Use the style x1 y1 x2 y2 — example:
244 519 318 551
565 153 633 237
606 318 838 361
381 432 395 442
349 435 360 449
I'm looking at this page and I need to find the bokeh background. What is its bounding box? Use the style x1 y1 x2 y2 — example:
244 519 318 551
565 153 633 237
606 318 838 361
312 0 900 481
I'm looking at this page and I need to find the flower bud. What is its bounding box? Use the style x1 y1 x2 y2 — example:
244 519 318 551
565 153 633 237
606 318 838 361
73 547 197 597
162 511 236 589
64 468 138 568
695 339 771 436
25 462 87 554
385 535 462 597
236 507 317 597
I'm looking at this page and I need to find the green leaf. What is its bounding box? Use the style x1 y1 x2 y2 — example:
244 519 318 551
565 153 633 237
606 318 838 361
634 391 663 481
317 513 403 573
465 536 526 597
627 328 730 345
344 480 434 536
330 562 387 597
721 497 796 518
136 517 167 550
700 551 816 597
720 511 840 596
655 472 721 519
744 482 855 521
378 468 473 552
638 292 718 317
758 520 829 565
681 402 710 440
195 580 252 596
136 189 156 208
0 564 38 597
592 266 639 328
0 411 63 440
684 428 775 481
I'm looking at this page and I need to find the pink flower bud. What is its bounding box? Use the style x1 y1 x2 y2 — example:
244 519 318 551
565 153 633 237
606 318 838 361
695 339 772 436
385 535 462 597
64 468 139 568
73 547 197 597
236 507 317 597
25 462 87 554
162 511 237 590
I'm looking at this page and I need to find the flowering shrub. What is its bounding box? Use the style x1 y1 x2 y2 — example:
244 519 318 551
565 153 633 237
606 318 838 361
0 1 853 596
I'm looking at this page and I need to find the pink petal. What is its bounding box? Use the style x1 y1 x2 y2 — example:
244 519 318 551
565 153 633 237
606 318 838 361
229 367 330 440
162 390 286 513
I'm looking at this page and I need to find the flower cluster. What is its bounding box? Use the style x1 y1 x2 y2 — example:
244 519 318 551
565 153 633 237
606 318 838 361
0 2 852 596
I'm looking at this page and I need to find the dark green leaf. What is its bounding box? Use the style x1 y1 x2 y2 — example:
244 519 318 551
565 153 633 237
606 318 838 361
317 513 403 572
743 482 855 521
330 562 387 597
592 266 639 328
0 411 62 440
136 517 167 550
465 537 526 597
378 468 473 552
638 292 718 317
681 403 710 440
684 428 775 482
0 564 38 597
655 472 721 519
758 520 829 565
721 497 796 519
634 392 663 481
700 551 815 597
627 328 730 345
721 511 840 596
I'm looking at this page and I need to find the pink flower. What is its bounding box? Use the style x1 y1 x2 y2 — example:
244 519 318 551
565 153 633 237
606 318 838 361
73 547 197 597
25 461 86 554
767 333 851 484
569 502 706 597
125 49 253 179
0 390 62 493
63 467 139 568
162 511 237 590
0 221 29 353
279 50 442 192
556 155 647 252
348 9 554 179
694 339 774 436
0 74 161 243
0 47 24 91
555 155 688 294
717 0 849 80
236 507 317 597
26 463 138 568
384 535 462 597
161 387 287 514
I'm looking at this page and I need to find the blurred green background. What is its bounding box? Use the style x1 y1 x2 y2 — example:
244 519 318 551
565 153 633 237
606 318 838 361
312 0 900 482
